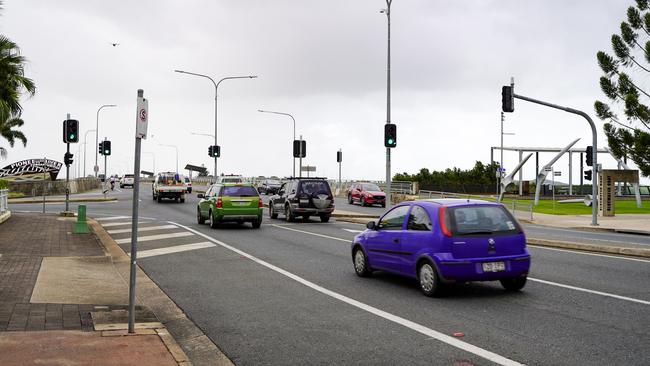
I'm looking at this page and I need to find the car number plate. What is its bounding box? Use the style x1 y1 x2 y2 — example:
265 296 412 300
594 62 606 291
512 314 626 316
300 199 309 205
482 262 505 272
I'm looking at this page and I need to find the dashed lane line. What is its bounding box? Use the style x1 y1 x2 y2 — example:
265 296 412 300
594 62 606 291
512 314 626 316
528 278 650 306
171 221 522 366
342 228 363 233
271 224 350 242
135 242 216 259
107 224 177 234
115 231 193 244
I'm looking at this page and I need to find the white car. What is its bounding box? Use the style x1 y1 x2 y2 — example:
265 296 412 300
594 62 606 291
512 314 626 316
183 176 192 193
120 174 135 188
217 175 244 184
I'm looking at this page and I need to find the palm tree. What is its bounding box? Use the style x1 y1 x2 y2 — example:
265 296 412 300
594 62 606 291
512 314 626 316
0 110 26 159
0 35 35 118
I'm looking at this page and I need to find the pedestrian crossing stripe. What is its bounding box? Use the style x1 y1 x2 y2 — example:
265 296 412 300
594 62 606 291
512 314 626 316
107 225 177 234
115 231 193 244
134 242 216 259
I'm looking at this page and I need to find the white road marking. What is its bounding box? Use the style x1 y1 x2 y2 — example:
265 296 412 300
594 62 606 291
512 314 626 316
101 221 150 228
107 225 177 234
171 222 522 366
528 278 650 306
115 231 193 244
271 224 350 242
528 245 650 263
96 216 131 221
342 228 363 233
135 242 216 258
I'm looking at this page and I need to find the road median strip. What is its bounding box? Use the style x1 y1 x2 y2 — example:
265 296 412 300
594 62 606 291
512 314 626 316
526 237 650 258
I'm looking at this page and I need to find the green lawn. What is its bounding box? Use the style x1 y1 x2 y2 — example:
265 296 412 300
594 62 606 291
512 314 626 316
8 192 25 199
498 197 650 215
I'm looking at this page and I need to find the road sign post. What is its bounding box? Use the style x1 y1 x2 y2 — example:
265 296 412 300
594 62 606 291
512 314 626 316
128 89 148 334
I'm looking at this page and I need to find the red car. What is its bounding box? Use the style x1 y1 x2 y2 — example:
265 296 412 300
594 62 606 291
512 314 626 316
347 182 386 207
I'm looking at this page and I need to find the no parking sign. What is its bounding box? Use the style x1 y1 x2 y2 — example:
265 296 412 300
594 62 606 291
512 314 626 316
135 97 148 139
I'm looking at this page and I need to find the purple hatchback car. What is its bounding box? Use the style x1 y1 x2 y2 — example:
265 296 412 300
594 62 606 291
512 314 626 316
351 199 531 296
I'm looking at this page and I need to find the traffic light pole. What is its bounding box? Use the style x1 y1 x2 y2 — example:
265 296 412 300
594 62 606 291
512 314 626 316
65 113 71 213
384 0 392 209
103 138 108 199
512 93 598 226
299 135 303 178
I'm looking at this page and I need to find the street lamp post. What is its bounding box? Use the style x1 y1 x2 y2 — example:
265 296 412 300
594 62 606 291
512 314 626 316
142 152 156 174
258 109 296 177
95 105 116 178
174 70 257 183
381 0 393 208
498 112 515 201
158 144 179 174
83 129 96 178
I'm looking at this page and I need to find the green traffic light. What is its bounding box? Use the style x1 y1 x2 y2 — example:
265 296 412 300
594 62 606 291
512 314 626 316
388 139 394 144
69 134 76 139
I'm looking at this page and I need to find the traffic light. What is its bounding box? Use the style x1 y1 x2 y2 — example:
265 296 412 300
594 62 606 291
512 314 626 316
585 146 593 166
501 86 514 113
64 152 74 166
384 123 396 148
293 140 306 158
99 141 104 155
214 145 220 158
103 140 111 156
584 170 592 181
337 151 342 163
63 119 79 143
208 146 214 157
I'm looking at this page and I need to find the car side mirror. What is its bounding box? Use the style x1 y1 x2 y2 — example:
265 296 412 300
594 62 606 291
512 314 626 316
197 193 204 198
366 221 376 230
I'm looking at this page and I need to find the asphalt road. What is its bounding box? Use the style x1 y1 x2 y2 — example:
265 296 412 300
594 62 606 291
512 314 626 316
11 188 650 365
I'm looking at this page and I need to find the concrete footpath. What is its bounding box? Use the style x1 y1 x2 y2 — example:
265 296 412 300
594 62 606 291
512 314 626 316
0 213 231 366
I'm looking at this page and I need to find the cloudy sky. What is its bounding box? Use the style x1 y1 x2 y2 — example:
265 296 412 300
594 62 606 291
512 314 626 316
2 0 647 184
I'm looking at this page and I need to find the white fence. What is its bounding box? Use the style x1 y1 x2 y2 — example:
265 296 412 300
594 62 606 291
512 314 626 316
0 189 8 213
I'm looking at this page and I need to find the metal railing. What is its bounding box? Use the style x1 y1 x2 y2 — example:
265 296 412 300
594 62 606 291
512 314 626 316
508 200 534 222
417 190 471 199
0 189 8 213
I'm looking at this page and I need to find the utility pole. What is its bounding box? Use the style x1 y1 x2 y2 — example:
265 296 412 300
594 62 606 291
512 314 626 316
382 0 393 209
299 135 303 178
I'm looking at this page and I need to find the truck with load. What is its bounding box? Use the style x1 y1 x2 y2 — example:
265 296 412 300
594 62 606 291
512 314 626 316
153 172 187 203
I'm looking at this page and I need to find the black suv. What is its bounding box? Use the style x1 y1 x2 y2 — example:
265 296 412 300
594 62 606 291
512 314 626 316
269 178 335 222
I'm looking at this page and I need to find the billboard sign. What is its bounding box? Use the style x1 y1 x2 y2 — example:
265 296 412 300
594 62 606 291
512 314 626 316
0 159 62 181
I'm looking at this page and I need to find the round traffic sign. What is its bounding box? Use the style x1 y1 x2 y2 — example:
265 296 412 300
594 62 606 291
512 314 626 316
94 165 99 173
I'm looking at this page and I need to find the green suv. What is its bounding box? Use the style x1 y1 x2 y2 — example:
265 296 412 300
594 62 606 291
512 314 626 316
197 183 263 229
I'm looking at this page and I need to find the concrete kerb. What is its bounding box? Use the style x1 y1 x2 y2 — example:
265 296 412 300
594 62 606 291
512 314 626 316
0 210 11 224
526 238 650 258
89 218 234 366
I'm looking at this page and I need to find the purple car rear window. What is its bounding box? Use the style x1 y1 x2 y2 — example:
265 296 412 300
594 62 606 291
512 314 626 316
450 205 521 236
220 186 259 197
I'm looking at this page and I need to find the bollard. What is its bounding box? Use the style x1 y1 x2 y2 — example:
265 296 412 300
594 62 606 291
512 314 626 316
73 204 90 234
